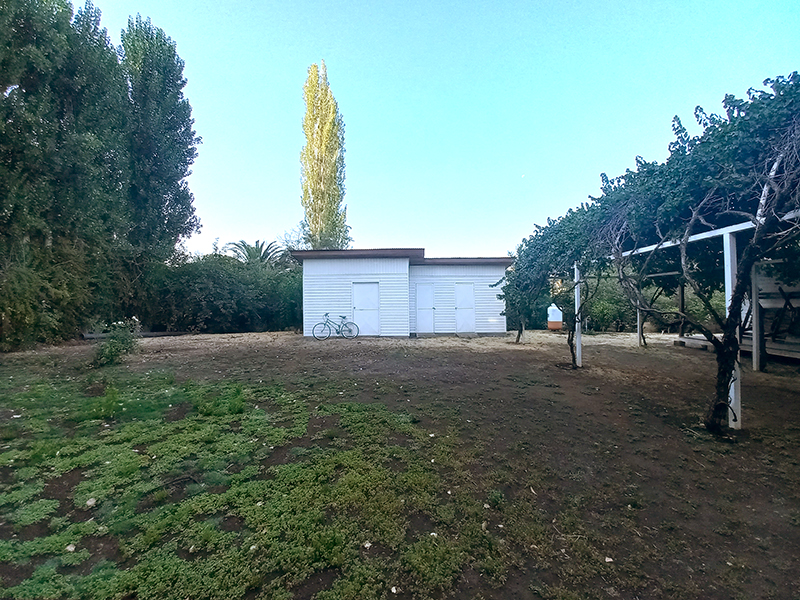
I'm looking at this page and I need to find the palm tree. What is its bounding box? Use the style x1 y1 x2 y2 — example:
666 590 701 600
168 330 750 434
224 240 283 266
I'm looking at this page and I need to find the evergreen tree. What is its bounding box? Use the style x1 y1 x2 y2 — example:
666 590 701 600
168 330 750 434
120 15 200 262
0 3 202 349
300 60 350 249
0 1 131 348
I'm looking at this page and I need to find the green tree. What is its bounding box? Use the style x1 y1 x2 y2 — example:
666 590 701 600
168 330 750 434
0 3 202 349
503 205 609 365
518 73 800 430
120 14 200 262
143 254 302 333
300 60 350 249
0 1 131 348
224 240 283 266
602 75 800 431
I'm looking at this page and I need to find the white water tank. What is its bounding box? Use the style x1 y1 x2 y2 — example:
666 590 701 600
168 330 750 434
547 303 563 330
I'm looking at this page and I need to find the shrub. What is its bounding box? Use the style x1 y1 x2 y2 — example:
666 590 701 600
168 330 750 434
93 318 141 366
140 254 302 333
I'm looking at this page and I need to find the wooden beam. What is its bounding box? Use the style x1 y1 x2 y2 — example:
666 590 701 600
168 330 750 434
679 282 686 337
621 221 755 258
622 209 798 260
751 264 762 372
637 303 643 347
644 271 681 278
784 208 800 221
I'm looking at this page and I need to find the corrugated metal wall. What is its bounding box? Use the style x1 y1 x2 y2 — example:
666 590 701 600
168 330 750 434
302 258 410 336
409 265 507 334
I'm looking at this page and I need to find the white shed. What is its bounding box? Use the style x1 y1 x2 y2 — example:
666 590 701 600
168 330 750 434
291 248 513 337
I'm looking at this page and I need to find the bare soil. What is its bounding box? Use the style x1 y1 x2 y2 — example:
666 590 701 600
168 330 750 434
5 331 800 599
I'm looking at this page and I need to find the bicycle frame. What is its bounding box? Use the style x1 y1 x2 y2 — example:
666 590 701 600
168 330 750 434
326 315 346 335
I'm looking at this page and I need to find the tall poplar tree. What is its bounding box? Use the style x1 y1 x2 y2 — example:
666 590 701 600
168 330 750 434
300 60 350 249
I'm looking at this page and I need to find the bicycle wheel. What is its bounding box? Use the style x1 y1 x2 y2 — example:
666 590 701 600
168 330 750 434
312 322 331 340
341 321 359 339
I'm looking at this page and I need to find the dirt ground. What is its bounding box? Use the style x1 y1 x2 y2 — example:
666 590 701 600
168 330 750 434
5 330 800 599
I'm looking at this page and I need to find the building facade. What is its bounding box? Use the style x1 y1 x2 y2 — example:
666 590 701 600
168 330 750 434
292 249 513 337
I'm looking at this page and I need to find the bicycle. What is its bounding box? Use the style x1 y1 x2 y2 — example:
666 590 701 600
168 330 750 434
312 313 359 340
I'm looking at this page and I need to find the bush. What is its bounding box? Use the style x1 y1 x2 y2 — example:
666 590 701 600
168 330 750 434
549 274 725 334
504 293 551 331
584 277 636 332
0 245 95 351
93 318 141 366
140 254 302 334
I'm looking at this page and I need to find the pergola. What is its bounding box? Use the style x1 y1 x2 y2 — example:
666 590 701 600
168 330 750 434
572 209 799 430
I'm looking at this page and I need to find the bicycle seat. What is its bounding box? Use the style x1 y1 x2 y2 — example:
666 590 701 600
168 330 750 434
339 315 348 320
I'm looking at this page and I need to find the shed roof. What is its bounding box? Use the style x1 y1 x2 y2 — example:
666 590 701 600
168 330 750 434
291 248 514 267
291 248 425 261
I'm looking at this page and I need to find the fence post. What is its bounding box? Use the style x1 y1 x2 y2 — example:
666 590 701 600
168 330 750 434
574 263 582 368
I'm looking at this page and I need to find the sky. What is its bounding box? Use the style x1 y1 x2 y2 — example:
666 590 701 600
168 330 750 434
92 0 799 258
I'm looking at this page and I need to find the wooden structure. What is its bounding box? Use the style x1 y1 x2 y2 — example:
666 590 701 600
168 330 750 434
574 214 798 430
291 248 513 337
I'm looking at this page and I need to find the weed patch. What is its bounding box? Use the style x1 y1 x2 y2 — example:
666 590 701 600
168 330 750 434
0 373 522 599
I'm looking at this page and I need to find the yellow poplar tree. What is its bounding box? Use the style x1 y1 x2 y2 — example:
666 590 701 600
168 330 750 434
300 60 350 249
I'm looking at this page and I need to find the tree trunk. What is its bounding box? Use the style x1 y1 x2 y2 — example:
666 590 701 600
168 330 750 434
567 329 577 369
703 236 763 432
758 306 767 371
705 328 739 432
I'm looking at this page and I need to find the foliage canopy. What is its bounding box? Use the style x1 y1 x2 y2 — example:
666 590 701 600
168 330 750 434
0 1 200 349
507 72 800 429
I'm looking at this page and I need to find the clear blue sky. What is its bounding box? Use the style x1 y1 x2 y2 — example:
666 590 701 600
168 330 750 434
94 0 798 258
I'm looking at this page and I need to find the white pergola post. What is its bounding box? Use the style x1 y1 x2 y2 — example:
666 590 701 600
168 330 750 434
637 303 643 347
723 232 742 429
574 263 582 367
751 264 761 372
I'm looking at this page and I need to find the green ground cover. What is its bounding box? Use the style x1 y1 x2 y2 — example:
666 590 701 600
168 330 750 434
0 368 556 600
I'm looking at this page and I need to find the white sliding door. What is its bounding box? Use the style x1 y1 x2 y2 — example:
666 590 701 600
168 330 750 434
416 283 435 334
